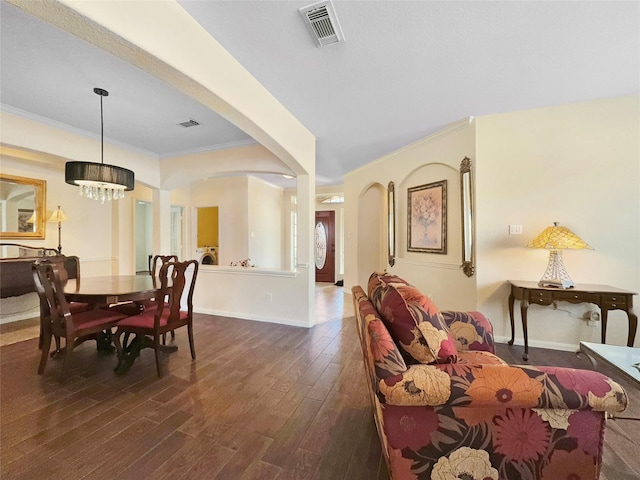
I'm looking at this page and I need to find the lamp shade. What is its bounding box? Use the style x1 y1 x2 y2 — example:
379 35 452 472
527 222 591 288
65 162 134 191
526 222 591 250
47 206 67 223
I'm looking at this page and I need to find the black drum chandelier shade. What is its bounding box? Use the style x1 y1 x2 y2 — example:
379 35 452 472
65 88 135 203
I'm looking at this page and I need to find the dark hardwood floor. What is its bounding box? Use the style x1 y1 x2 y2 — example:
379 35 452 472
1 301 638 479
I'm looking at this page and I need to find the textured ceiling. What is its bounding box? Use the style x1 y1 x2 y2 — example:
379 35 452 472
1 0 638 187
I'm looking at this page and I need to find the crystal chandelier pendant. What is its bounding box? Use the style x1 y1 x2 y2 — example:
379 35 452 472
65 88 134 200
78 182 126 204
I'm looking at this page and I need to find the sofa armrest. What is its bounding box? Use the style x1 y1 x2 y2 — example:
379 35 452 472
441 310 495 354
379 363 627 413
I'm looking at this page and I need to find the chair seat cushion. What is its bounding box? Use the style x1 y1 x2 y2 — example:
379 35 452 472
73 308 127 332
68 302 92 314
118 308 187 329
108 302 143 316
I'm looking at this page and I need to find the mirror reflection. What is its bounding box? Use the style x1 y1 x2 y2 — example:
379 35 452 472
0 174 46 239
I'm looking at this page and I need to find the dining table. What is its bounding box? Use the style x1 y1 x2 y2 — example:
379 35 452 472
63 274 162 306
63 274 175 374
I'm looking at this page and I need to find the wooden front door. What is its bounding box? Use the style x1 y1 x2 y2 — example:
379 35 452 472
315 211 335 283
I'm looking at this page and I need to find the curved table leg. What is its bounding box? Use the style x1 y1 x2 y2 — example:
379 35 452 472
521 298 529 361
627 306 637 347
601 308 608 344
508 292 515 346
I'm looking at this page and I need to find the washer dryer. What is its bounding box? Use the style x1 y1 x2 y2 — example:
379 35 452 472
196 246 218 265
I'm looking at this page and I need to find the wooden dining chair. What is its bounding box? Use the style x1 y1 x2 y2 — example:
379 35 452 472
112 259 199 377
32 261 128 381
151 255 178 277
108 254 179 319
38 255 92 351
150 255 179 344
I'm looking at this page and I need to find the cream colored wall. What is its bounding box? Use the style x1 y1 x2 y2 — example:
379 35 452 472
476 96 640 349
356 183 386 287
0 154 117 277
0 111 161 188
161 144 286 190
248 176 283 269
344 118 477 311
190 176 249 265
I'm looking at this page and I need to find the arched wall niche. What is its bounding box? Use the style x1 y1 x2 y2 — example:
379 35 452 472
397 162 462 266
357 182 386 287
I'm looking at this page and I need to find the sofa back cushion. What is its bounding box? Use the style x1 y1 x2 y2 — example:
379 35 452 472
353 286 407 380
368 272 458 364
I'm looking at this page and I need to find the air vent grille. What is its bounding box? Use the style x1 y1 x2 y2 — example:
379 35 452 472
178 119 200 128
300 1 345 47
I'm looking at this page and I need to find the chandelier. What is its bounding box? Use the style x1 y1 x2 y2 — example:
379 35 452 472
65 88 134 203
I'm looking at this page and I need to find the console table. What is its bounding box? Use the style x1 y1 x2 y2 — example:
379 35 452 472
508 280 637 360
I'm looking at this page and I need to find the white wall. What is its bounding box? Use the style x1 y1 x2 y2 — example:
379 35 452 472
345 118 477 311
476 96 640 349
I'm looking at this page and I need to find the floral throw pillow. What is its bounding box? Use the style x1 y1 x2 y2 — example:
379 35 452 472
379 282 458 364
367 318 408 379
367 272 410 312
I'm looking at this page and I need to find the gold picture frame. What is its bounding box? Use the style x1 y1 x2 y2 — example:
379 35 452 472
0 173 46 240
407 180 447 254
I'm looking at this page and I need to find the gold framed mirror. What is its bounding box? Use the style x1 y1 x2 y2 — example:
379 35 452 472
0 173 46 240
460 157 474 276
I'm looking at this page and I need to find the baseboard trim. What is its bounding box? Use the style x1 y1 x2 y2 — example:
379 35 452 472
494 335 578 353
194 307 312 329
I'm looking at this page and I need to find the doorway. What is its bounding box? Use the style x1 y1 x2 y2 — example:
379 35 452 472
315 210 335 283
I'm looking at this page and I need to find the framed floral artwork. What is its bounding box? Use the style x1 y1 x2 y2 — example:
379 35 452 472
407 180 447 254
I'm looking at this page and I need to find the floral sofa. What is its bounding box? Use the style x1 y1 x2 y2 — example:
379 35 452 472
352 272 628 480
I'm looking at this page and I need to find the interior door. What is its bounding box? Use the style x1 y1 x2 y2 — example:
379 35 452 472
315 211 335 283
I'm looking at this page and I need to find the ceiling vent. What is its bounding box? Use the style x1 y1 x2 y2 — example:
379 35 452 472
299 1 345 47
178 119 200 128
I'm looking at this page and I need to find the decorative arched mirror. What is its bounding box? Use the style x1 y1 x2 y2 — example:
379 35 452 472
0 174 46 240
460 157 474 277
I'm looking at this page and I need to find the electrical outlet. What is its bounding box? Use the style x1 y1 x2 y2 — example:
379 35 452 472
509 225 523 235
266 293 273 302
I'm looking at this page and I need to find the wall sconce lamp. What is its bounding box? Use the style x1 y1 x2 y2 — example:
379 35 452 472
47 205 67 254
526 222 592 289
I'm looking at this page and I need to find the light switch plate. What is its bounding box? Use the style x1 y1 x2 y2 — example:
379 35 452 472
509 225 523 235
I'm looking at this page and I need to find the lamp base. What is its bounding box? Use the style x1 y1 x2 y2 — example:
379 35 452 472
538 250 575 289
538 279 574 289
